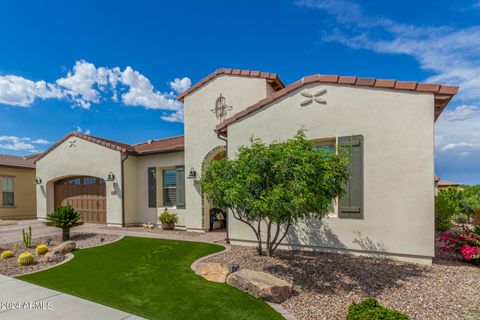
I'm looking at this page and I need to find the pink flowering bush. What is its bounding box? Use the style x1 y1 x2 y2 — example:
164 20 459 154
436 225 480 265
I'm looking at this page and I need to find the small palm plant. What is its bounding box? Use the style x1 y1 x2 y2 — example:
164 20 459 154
46 205 83 241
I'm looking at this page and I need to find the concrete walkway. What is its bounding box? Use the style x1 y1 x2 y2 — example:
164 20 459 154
0 219 226 244
0 275 146 320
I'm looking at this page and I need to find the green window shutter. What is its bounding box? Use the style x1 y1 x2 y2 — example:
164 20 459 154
176 166 186 209
338 135 363 219
148 167 157 208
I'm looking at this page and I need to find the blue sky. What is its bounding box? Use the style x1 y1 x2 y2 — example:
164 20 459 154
0 0 479 184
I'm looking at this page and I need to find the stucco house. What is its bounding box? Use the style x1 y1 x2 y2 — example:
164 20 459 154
0 154 37 220
35 68 458 265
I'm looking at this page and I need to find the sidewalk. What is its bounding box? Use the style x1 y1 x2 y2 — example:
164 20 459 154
0 275 146 320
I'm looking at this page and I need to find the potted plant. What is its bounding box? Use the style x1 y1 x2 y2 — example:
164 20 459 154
158 208 178 230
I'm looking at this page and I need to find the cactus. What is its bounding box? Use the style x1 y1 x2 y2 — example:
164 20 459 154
17 252 35 266
1 250 14 259
22 226 32 248
35 244 49 255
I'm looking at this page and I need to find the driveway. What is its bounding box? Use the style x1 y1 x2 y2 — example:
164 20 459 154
0 275 145 320
0 219 226 244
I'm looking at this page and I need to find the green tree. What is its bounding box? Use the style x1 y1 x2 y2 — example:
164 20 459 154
200 131 350 256
46 205 83 241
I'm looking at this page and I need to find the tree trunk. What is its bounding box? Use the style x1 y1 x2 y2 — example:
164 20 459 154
62 227 70 241
256 220 263 255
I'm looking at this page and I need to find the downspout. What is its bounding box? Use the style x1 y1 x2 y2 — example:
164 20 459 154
121 152 129 228
214 129 230 244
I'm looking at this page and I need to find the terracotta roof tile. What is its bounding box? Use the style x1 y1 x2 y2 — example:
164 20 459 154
176 68 285 101
216 73 459 133
0 154 37 169
132 136 184 154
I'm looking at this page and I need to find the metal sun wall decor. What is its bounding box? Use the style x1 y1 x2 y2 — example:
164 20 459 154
211 94 233 121
300 88 327 106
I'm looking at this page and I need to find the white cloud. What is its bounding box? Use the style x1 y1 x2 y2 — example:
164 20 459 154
0 60 190 122
169 77 192 94
161 108 184 123
0 135 49 151
75 126 91 135
0 75 63 107
444 105 479 122
31 138 50 144
441 142 476 151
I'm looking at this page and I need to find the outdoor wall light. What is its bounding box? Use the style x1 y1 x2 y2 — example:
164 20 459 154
106 172 115 181
187 167 197 179
34 177 42 185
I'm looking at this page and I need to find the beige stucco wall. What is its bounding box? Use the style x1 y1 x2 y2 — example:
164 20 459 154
0 166 36 220
133 151 186 227
123 155 138 225
226 83 435 264
183 75 275 231
36 137 124 226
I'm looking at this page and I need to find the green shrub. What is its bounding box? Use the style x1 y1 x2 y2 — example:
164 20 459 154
158 208 178 224
452 213 469 224
35 244 49 255
17 252 35 266
347 298 409 320
435 191 456 231
1 250 14 259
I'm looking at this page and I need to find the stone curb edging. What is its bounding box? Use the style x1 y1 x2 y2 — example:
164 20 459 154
11 235 125 278
190 243 231 272
189 244 298 320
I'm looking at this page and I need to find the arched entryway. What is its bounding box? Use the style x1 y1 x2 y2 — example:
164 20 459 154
54 176 107 224
201 146 226 231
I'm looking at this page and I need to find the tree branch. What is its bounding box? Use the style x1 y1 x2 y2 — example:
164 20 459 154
272 222 291 253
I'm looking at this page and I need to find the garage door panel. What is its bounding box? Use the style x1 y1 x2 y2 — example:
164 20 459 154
54 176 106 224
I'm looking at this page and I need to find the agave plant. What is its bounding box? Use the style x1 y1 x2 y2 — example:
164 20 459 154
46 205 83 241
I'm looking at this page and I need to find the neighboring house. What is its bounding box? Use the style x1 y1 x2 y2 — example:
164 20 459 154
35 68 458 265
435 175 463 194
0 154 37 220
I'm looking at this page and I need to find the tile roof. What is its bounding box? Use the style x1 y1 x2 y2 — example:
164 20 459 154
35 132 184 163
176 68 285 101
0 154 37 169
132 136 184 155
438 180 461 187
216 74 459 133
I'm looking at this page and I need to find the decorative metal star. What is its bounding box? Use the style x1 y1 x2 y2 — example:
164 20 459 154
68 139 77 148
211 94 233 121
300 88 327 106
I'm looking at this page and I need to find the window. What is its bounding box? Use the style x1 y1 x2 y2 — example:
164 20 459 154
313 140 337 214
83 177 97 184
163 169 177 207
2 176 14 207
68 178 81 185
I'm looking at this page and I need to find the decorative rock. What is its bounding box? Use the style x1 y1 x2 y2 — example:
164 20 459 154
195 262 230 283
52 241 76 254
44 251 64 262
226 269 292 303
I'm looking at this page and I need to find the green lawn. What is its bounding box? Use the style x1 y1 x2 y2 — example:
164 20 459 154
18 236 282 320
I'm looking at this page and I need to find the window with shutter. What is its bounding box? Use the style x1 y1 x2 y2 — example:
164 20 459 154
338 135 364 219
162 169 177 207
148 167 157 208
2 176 14 207
176 166 185 209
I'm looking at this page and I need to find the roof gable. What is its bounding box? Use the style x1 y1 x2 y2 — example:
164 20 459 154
216 74 459 133
176 68 285 101
35 132 185 163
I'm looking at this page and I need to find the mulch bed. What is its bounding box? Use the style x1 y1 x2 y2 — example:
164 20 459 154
206 245 480 320
0 233 120 277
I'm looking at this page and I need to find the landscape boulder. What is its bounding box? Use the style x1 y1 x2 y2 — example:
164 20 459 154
44 251 64 262
226 269 292 303
195 262 230 283
52 241 76 254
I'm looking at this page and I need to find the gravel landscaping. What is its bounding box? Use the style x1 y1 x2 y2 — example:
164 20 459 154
0 233 120 277
206 246 480 320
0 219 17 226
105 225 208 237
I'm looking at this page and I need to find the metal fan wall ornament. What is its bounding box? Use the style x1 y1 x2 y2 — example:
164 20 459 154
300 88 327 106
211 94 233 121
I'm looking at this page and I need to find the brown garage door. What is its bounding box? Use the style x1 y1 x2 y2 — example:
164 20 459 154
54 176 106 224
